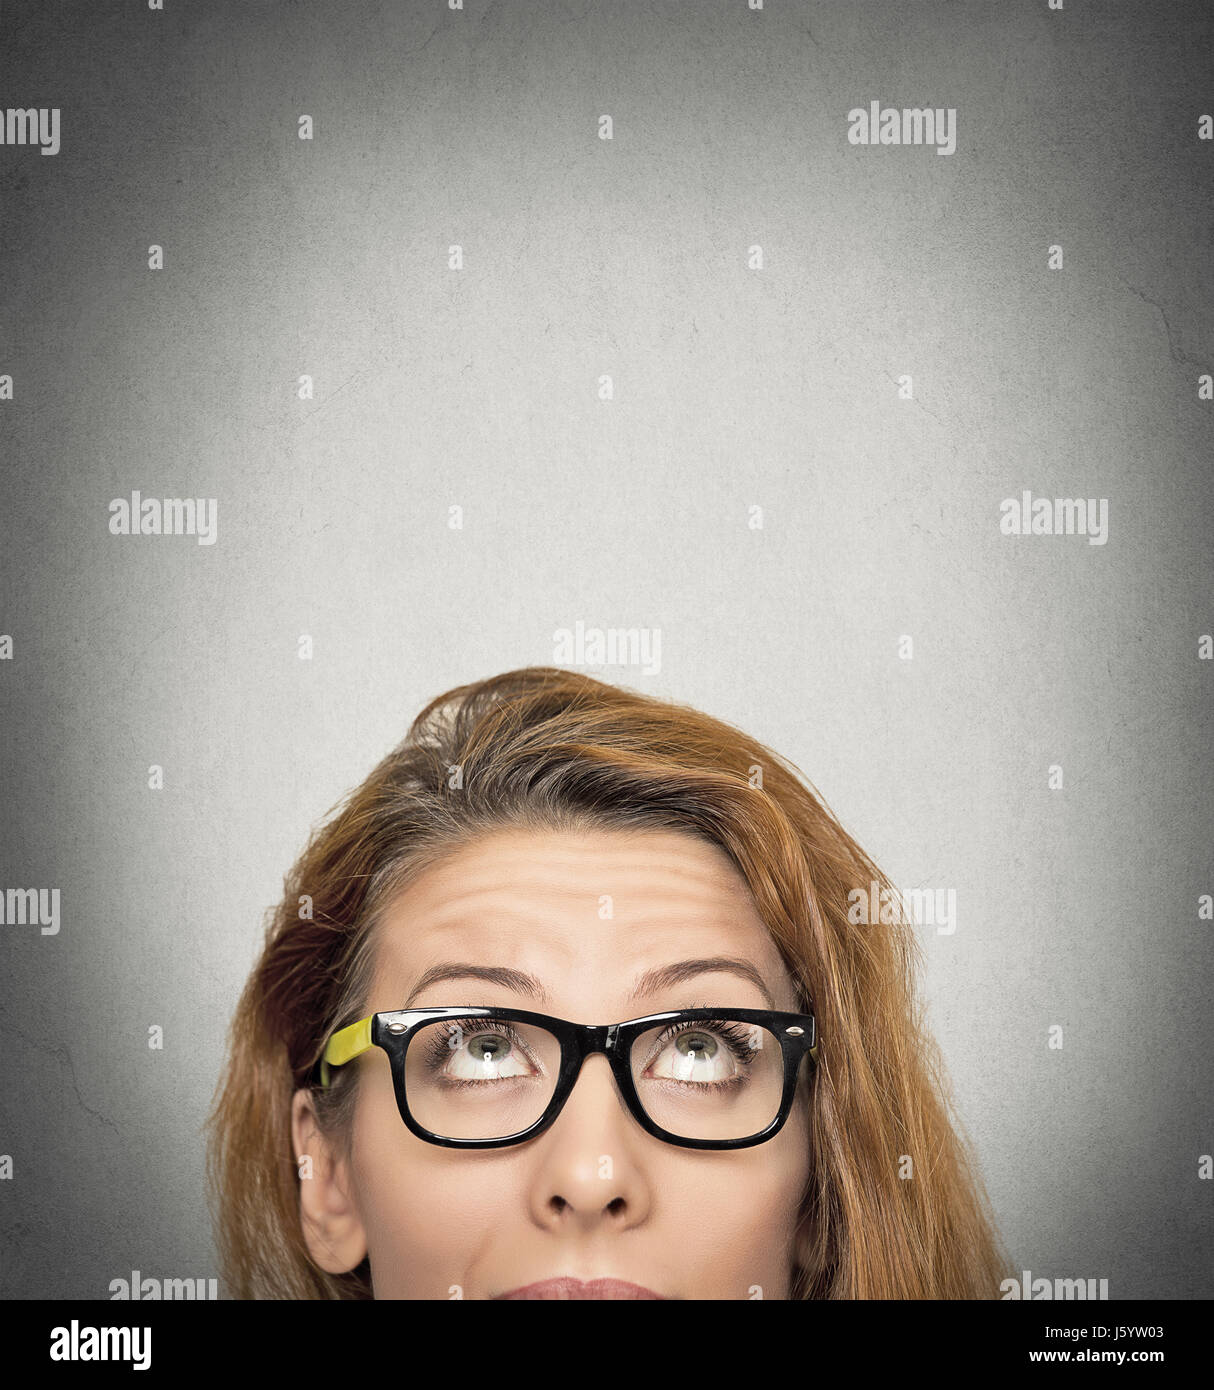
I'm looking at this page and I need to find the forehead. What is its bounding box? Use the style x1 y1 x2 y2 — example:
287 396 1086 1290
367 825 798 1016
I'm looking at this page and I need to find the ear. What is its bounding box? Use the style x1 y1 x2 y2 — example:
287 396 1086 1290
291 1088 368 1275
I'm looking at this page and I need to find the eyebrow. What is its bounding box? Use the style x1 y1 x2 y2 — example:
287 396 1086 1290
403 955 777 1011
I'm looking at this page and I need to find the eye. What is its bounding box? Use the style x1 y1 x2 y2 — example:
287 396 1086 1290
645 1026 739 1084
444 1029 536 1082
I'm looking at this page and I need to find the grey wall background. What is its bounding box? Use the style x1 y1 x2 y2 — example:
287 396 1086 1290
1 0 1211 1299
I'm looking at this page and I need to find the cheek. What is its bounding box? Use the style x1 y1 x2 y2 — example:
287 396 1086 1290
347 1078 527 1298
663 1142 809 1298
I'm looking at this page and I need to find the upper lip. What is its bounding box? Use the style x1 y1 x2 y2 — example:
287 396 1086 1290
494 1276 666 1300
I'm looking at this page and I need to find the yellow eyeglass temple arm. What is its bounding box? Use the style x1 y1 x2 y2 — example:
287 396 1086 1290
319 1016 373 1088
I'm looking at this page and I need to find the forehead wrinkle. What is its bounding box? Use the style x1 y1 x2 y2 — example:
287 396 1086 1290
370 828 790 1010
393 950 783 1016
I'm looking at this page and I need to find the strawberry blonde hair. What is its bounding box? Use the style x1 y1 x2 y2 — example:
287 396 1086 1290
206 666 1009 1298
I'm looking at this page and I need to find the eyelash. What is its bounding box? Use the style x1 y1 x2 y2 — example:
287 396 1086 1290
417 1015 759 1086
419 1017 531 1081
647 1017 757 1070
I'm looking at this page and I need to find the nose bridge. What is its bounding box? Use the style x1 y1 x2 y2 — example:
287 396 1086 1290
560 1021 627 1109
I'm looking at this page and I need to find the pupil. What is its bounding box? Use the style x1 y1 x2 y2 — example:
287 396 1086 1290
677 1032 716 1059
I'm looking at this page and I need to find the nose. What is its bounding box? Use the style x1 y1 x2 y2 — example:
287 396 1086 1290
526 1052 651 1232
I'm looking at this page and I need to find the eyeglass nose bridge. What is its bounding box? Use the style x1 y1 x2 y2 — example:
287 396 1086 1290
556 1021 623 1058
561 1022 626 1076
544 1022 642 1131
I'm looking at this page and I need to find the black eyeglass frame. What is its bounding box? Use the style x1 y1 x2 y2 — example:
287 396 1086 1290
316 1005 819 1151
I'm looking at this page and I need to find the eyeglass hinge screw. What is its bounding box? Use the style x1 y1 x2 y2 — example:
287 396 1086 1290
387 1022 408 1034
785 1026 804 1035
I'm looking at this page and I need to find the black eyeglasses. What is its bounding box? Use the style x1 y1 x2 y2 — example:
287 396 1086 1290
316 1005 818 1150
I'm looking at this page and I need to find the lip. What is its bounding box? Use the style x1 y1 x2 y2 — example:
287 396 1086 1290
494 1277 666 1300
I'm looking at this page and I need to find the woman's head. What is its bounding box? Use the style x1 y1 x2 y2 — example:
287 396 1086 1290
207 666 1008 1298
